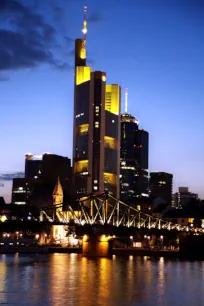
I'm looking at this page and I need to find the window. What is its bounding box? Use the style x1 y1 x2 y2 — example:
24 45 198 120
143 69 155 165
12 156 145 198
93 186 98 191
95 122 99 128
94 180 98 184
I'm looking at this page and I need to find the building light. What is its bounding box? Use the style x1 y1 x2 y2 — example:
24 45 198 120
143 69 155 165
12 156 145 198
94 180 98 184
0 215 7 222
112 120 115 123
93 186 98 191
95 122 99 128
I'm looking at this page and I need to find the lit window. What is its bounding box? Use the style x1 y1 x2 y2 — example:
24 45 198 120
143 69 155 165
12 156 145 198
112 120 115 123
95 122 99 128
93 186 98 191
94 180 98 184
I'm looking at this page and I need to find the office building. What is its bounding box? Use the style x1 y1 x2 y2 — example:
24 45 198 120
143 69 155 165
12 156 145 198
149 172 173 205
120 90 149 201
12 153 72 206
25 153 43 179
73 7 121 198
173 187 198 209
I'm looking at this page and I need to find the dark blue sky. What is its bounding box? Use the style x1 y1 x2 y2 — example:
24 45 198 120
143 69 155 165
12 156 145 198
0 0 204 202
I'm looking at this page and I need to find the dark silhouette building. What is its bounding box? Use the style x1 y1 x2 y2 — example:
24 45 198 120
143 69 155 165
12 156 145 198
25 153 43 179
173 187 198 209
120 111 149 201
12 154 72 207
149 172 173 206
73 8 121 198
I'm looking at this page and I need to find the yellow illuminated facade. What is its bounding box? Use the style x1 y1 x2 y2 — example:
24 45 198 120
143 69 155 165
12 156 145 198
105 85 120 115
80 41 86 59
76 123 89 135
74 160 88 174
104 173 117 185
53 177 63 208
104 136 118 150
76 66 91 85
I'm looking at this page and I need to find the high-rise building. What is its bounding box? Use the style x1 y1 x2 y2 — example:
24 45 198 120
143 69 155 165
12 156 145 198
25 153 43 179
120 90 149 201
149 172 173 205
135 129 149 196
12 153 72 206
173 187 198 209
73 8 121 198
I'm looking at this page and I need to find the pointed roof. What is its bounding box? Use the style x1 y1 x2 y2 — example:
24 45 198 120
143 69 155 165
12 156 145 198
53 177 63 197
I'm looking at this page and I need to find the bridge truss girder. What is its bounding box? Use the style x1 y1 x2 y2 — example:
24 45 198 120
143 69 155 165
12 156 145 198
39 192 204 234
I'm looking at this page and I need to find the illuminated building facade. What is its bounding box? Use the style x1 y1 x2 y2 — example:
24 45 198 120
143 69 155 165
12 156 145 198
120 111 149 201
73 8 121 198
149 172 173 205
12 178 32 205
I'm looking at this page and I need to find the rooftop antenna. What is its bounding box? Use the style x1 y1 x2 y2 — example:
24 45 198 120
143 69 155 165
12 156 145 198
82 6 88 40
125 88 128 113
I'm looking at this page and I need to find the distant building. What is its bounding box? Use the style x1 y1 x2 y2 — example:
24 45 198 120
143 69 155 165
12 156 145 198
25 153 43 179
12 154 72 207
173 187 198 209
135 129 149 197
0 197 5 206
149 172 173 206
73 13 121 198
12 178 38 206
120 111 149 201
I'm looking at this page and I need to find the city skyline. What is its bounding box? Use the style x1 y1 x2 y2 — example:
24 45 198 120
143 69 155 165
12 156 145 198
1 0 204 202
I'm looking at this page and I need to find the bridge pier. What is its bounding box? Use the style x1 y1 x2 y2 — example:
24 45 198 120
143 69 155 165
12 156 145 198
82 234 111 257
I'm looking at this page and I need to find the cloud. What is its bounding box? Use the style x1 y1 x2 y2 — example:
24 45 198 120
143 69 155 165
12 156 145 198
0 0 72 71
0 172 24 181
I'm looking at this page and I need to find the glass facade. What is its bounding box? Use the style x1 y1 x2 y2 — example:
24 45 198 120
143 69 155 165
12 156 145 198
120 113 149 201
73 39 121 198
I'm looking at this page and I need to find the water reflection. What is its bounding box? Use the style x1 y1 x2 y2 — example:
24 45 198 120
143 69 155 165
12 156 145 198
0 254 204 306
0 256 7 304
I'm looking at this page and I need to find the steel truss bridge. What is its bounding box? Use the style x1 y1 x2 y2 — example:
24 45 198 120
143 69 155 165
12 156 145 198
39 192 204 234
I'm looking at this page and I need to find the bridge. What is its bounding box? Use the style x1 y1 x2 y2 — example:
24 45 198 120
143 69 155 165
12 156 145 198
39 192 203 233
37 192 204 257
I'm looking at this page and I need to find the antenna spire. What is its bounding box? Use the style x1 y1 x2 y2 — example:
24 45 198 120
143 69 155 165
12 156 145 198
82 6 87 40
125 88 128 113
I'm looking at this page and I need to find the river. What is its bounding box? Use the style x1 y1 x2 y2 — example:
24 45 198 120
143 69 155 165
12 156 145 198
0 254 204 306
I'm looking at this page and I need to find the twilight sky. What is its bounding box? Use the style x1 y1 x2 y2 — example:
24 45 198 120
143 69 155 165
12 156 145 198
0 0 204 203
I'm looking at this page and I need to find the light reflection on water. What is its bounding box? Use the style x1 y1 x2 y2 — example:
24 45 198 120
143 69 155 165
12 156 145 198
0 254 204 306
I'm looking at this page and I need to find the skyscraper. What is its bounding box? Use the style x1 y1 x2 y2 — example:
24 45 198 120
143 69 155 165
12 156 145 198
25 153 43 179
120 90 149 201
149 172 173 205
73 8 121 198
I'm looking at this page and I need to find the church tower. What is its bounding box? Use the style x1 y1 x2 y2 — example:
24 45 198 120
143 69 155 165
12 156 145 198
53 177 63 209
